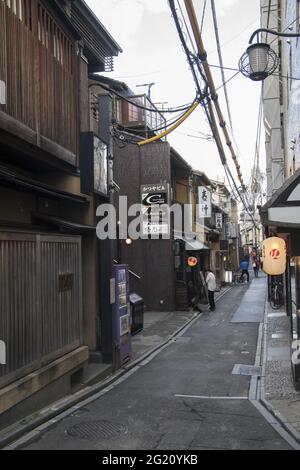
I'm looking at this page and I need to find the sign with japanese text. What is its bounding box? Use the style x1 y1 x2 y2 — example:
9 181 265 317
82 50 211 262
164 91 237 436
216 213 223 230
198 187 212 218
141 184 169 235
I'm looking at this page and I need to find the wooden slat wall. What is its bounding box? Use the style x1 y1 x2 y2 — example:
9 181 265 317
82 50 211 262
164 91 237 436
0 0 77 155
0 233 83 389
0 2 7 102
40 238 82 360
0 234 40 387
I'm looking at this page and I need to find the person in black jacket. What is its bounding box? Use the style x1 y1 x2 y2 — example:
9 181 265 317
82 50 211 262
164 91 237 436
187 281 201 312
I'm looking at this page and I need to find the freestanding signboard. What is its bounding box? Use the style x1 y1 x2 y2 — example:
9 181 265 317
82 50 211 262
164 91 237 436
113 265 131 366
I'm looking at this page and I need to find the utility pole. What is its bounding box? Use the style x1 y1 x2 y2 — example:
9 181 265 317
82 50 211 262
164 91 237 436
136 82 155 100
154 101 168 110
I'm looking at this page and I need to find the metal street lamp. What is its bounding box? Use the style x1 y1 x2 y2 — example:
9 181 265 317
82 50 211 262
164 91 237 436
239 28 300 81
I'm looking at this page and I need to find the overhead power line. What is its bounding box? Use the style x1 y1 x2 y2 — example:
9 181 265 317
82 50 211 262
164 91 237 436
265 0 272 42
137 101 200 146
95 82 196 114
117 103 198 135
211 0 233 132
200 0 207 34
168 0 258 227
182 0 245 189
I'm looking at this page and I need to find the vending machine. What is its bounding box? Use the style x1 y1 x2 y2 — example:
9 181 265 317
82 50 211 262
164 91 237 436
113 265 131 367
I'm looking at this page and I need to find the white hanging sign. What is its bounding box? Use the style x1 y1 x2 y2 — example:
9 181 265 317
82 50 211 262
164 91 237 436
216 213 223 230
198 187 212 218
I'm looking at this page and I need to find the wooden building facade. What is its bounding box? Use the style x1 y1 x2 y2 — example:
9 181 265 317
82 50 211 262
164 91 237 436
0 0 121 428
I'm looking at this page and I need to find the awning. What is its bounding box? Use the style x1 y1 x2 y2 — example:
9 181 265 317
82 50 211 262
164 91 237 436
185 239 210 251
32 213 96 235
0 165 88 204
174 232 210 251
260 167 300 228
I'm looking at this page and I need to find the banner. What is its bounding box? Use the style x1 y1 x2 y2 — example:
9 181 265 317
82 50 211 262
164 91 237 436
198 187 211 218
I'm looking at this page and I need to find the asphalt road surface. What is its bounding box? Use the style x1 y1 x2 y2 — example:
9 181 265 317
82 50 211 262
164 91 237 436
20 284 292 450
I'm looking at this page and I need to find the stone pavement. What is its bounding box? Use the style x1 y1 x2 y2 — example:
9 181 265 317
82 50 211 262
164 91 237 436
231 276 266 323
261 288 300 439
131 288 228 361
8 282 292 450
0 288 228 448
234 273 300 442
8 282 300 449
131 310 195 362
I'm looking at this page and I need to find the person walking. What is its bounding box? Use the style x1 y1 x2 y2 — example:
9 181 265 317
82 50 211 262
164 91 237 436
254 258 260 278
252 258 258 278
204 268 216 312
239 258 250 283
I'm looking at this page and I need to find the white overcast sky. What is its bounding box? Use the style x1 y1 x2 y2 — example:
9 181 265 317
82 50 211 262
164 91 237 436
86 0 265 186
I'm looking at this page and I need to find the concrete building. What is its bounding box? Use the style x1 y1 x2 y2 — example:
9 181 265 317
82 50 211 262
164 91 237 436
260 0 300 389
261 0 300 197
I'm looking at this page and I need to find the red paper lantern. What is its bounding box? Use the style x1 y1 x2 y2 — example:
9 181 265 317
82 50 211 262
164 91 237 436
262 237 286 275
188 257 198 268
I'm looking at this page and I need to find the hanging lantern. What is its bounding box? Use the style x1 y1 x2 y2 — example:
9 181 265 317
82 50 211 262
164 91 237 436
188 257 198 268
262 237 286 275
239 43 279 81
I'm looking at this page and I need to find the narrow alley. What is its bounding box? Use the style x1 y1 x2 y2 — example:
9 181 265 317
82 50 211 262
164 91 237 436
10 278 294 451
2 0 300 456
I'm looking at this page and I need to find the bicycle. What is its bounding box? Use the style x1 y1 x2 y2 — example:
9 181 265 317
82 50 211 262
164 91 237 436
232 270 248 285
270 277 284 310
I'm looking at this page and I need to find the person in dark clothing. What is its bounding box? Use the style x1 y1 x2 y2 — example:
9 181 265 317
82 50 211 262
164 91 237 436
239 259 250 282
187 281 201 312
252 258 260 278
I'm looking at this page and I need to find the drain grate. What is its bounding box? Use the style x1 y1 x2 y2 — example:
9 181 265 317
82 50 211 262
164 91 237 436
232 364 261 377
67 420 128 441
173 337 191 343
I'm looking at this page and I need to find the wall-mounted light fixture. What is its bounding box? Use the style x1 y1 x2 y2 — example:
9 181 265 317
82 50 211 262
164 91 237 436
239 28 300 81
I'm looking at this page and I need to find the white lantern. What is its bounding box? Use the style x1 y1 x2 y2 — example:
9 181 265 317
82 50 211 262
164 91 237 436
262 237 287 275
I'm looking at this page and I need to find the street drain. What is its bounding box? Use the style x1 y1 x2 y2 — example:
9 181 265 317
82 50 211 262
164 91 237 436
173 337 191 343
67 421 128 441
232 364 261 377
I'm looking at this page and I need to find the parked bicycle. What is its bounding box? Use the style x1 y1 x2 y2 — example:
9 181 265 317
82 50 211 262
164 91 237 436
232 271 247 285
270 276 284 310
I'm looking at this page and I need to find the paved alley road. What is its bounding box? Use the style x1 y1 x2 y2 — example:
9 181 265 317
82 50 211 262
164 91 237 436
19 282 292 450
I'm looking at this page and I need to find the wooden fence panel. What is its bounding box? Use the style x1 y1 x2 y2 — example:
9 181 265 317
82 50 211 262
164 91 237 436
0 233 83 388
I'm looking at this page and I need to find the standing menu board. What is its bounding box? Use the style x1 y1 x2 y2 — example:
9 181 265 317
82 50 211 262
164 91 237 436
114 265 131 366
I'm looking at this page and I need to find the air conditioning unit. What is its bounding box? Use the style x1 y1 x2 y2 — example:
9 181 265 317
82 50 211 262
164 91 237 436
0 80 6 105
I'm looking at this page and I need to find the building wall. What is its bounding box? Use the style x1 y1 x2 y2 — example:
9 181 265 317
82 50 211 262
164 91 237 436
175 179 189 204
262 0 300 195
261 0 285 197
281 0 300 177
114 142 175 312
